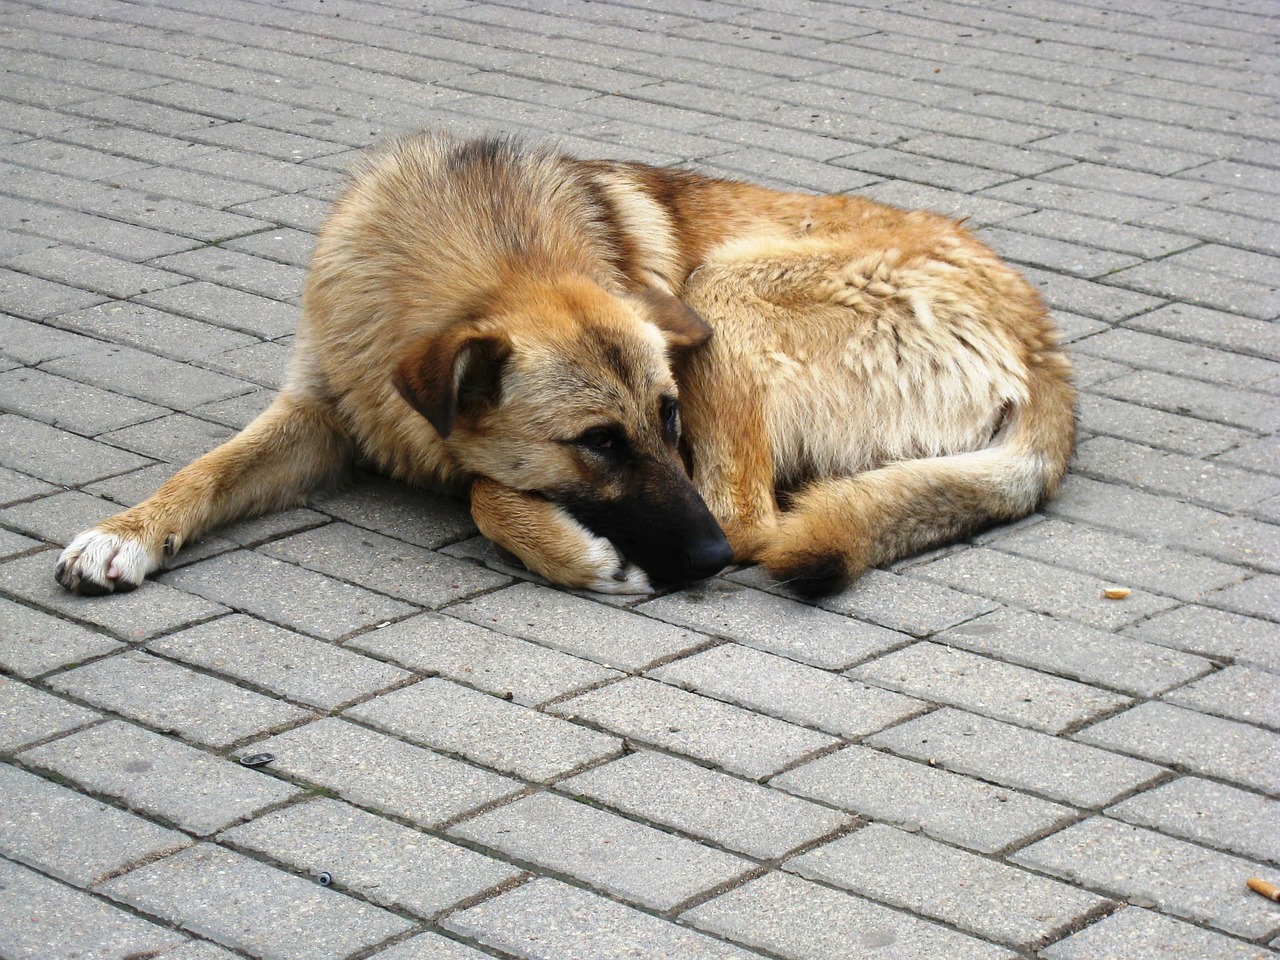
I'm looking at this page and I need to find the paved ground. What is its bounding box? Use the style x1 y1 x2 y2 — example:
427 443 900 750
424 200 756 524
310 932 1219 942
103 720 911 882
0 0 1277 958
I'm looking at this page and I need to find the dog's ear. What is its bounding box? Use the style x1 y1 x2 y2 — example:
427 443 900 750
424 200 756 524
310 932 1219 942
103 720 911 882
394 326 511 439
632 287 713 352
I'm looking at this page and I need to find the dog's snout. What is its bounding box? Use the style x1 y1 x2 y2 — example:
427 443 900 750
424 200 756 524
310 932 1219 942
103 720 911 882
685 534 734 580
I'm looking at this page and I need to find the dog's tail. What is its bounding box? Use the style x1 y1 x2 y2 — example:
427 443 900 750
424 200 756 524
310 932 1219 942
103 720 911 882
758 345 1076 598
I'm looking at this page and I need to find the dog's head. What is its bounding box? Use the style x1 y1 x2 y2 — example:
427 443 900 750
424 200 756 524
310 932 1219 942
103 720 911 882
394 276 733 587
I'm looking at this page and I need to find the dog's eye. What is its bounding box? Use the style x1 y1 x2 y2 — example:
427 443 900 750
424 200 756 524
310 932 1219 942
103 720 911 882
577 428 626 455
661 396 679 438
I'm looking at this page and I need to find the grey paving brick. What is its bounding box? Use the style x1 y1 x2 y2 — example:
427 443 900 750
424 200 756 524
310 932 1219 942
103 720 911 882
651 644 927 738
1125 302 1280 362
137 280 299 340
221 796 521 919
148 614 410 711
0 763 190 886
638 581 908 669
0 858 187 960
0 676 99 753
983 177 1174 223
1044 474 1222 542
1075 328 1280 389
368 934 490 960
0 267 106 320
0 527 39 560
40 343 252 411
1164 665 1280 729
1077 391 1255 458
561 749 849 860
1041 906 1277 960
48 650 310 747
1216 436 1280 476
348 677 621 782
197 337 292 389
1180 515 1280 575
1013 817 1280 939
549 677 838 780
1125 605 1280 673
99 843 415 960
1140 206 1280 258
1109 776 1279 867
0 489 127 547
0 464 57 505
1043 162 1224 205
794 567 997 637
938 607 1212 697
4 243 187 299
852 642 1131 734
51 300 256 361
250 716 522 826
261 522 507 609
0 595 123 677
1018 266 1166 322
0 366 167 434
1107 260 1279 320
777 742 1074 853
0 551 229 642
346 611 620 707
450 581 712 671
190 386 275 429
20 719 301 835
1204 574 1280 621
978 226 1141 278
685 870 1015 960
444 876 758 960
1075 436 1280 512
1071 353 1131 389
859 179 1030 228
868 708 1163 809
1033 134 1204 176
791 824 1109 949
310 474 477 549
161 550 417 642
1098 369 1280 433
151 246 307 302
996 208 1196 259
451 790 753 911
0 413 151 486
224 226 317 268
1076 702 1279 794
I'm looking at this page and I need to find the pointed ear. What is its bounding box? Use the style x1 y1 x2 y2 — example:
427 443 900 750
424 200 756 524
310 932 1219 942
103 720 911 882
632 287 713 352
394 326 511 439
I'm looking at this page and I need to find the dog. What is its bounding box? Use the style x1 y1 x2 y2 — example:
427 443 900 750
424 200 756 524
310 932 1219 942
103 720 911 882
56 131 1075 599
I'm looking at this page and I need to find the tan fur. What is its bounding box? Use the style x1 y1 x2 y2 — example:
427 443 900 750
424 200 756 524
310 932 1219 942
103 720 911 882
56 131 1074 599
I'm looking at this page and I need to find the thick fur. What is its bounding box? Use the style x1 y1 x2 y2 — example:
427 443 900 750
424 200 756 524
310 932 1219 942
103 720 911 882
56 131 1074 599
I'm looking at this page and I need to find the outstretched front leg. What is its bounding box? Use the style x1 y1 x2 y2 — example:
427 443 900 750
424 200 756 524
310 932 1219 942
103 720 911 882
56 390 352 594
469 477 652 594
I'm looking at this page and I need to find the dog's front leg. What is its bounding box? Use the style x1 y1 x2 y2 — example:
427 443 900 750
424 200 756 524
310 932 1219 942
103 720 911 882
56 390 351 594
469 478 652 594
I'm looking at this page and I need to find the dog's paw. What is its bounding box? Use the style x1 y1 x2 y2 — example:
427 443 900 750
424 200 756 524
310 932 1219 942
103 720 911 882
55 528 162 595
578 535 653 595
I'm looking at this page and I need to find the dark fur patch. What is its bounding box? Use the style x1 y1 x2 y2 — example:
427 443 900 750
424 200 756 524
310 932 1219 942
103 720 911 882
773 552 849 598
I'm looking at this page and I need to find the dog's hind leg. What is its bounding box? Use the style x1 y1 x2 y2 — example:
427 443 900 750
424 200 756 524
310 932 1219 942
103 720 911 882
56 390 352 595
756 356 1075 598
469 478 653 594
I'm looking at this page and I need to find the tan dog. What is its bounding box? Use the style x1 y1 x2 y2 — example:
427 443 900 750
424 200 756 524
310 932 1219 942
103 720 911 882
56 132 1074 598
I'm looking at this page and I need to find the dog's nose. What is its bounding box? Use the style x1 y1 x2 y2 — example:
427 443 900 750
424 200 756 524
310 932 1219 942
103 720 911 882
685 535 734 580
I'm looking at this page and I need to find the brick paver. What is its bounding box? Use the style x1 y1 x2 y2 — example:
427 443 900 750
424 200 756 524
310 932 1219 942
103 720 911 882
2 2 1278 957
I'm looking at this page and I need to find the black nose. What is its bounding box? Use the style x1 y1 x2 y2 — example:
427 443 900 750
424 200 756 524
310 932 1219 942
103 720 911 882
685 534 734 580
